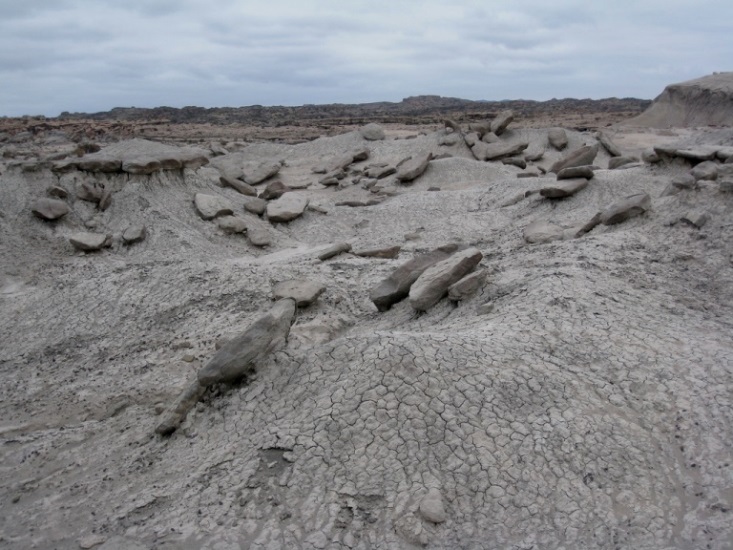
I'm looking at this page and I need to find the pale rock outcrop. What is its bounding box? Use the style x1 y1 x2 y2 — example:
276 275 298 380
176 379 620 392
409 247 483 311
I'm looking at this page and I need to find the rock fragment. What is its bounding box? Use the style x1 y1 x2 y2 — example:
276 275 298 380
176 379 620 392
608 156 638 169
691 160 719 181
194 193 234 220
69 232 110 252
419 488 447 523
242 162 280 185
32 198 69 220
409 247 483 311
540 178 588 198
556 165 594 180
360 123 385 141
548 128 568 150
524 221 564 244
596 131 622 157
220 176 257 196
550 144 599 173
396 152 432 182
272 280 326 307
259 180 291 200
243 197 267 216
448 269 487 301
353 245 401 259
471 141 529 161
490 109 514 135
216 216 248 233
600 193 651 225
122 224 146 244
681 210 709 228
318 242 352 261
266 193 309 222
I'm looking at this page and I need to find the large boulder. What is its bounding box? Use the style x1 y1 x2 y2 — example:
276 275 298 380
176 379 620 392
550 144 600 173
32 198 69 220
266 193 309 222
370 244 465 311
197 299 296 386
409 248 483 311
600 193 651 225
360 123 385 141
396 152 432 182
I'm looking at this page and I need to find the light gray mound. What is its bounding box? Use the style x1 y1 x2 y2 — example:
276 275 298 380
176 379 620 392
624 72 733 127
0 124 732 550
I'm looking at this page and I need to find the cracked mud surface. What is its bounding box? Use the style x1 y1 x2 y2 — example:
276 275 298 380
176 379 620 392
1 126 732 549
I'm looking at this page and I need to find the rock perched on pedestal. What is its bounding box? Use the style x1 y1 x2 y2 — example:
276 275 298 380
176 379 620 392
194 193 233 220
32 198 69 220
600 193 651 225
409 247 483 311
370 244 465 311
273 280 326 307
266 193 309 222
197 299 296 386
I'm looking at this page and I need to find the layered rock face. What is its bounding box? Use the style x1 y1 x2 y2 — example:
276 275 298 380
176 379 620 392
625 72 733 127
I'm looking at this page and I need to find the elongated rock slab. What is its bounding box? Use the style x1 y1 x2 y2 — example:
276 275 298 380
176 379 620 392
409 247 483 311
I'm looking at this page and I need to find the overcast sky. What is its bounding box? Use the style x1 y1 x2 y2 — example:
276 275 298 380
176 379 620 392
1 0 731 117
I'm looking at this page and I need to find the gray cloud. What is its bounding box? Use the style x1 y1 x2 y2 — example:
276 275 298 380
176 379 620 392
1 0 732 116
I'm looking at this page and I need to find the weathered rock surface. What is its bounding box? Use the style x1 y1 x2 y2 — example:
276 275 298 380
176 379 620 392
246 225 271 247
409 247 483 311
220 175 257 196
266 193 309 222
448 269 487 301
242 162 280 185
197 299 296 386
69 232 109 252
194 193 233 220
691 161 719 181
353 245 401 259
601 193 651 225
419 488 447 524
216 216 248 233
122 224 146 244
32 198 69 220
370 244 465 311
596 131 622 157
540 178 589 198
243 197 267 216
608 156 638 169
317 242 352 261
556 165 594 180
471 141 529 161
259 180 291 200
490 109 514 136
272 280 326 307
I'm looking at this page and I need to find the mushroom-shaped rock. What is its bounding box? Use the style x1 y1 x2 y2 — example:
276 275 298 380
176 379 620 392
122 224 146 244
194 193 234 220
396 152 432 182
242 162 280 185
524 221 564 244
490 109 514 136
409 247 483 311
360 123 385 141
266 193 309 223
69 232 110 252
419 489 447 524
540 178 589 199
550 144 599 173
197 299 296 386
370 244 465 311
32 198 69 220
548 128 568 150
272 280 326 307
600 193 651 225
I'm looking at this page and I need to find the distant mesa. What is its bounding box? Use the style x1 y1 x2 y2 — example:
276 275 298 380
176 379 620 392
624 72 733 128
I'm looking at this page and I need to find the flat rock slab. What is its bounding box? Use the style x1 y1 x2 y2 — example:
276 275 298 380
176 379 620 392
601 193 651 225
273 280 326 307
557 165 594 180
266 193 309 222
396 152 432 182
197 299 296 386
550 144 599 173
409 247 483 311
32 198 69 220
194 193 234 220
220 176 257 196
540 178 588 198
69 232 109 251
472 141 528 161
448 269 487 301
370 243 465 311
524 221 564 244
242 162 280 185
354 245 401 259
318 242 352 261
